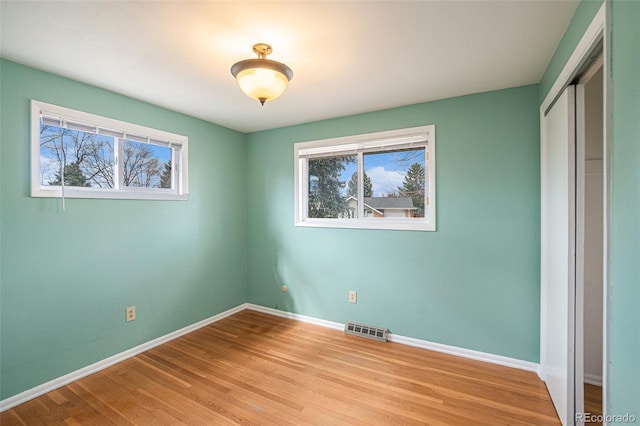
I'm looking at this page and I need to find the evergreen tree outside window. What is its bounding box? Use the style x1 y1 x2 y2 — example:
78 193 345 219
308 155 356 218
295 125 435 231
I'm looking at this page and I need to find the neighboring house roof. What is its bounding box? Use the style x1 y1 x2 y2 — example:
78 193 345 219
364 197 416 210
345 196 381 215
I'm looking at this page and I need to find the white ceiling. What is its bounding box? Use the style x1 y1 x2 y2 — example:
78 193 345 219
0 1 578 133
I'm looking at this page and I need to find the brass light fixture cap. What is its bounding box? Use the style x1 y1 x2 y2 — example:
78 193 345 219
252 43 273 59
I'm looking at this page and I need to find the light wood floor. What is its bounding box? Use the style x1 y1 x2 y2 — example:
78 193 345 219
584 383 603 425
1 310 560 425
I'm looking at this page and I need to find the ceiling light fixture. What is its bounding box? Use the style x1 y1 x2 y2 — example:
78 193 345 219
230 43 294 106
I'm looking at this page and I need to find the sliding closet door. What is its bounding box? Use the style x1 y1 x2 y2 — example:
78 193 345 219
540 85 577 426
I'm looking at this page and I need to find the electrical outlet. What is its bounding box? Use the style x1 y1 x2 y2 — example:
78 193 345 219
125 306 136 322
349 290 357 304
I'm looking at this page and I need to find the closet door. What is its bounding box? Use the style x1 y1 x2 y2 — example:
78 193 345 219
540 85 577 425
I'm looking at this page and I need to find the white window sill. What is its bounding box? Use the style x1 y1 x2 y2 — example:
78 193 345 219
295 219 435 232
32 187 188 201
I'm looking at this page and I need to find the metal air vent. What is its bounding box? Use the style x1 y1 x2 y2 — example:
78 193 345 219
344 321 388 342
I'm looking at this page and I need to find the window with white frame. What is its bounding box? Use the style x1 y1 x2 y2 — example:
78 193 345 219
31 100 188 201
294 125 435 231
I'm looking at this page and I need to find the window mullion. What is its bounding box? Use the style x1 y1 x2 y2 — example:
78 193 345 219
115 137 123 190
174 147 182 193
357 152 364 219
171 148 177 191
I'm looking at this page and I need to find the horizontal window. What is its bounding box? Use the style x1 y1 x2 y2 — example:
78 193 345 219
294 125 436 231
31 100 188 201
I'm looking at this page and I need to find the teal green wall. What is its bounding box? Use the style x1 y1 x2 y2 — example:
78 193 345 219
539 0 603 103
246 85 541 362
608 0 640 420
0 60 248 399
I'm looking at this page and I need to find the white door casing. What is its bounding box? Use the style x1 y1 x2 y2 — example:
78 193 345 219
539 5 606 423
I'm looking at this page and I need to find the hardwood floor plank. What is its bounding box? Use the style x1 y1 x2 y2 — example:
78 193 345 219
1 309 560 425
584 384 603 425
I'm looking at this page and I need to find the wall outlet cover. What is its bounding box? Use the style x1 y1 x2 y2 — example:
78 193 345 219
126 306 136 322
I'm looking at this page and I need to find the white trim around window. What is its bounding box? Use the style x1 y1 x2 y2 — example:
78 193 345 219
31 100 189 201
294 125 436 231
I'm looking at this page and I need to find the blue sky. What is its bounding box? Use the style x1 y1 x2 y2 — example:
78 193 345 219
126 140 171 163
339 149 425 197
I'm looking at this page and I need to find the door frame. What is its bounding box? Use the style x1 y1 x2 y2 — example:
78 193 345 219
539 3 608 424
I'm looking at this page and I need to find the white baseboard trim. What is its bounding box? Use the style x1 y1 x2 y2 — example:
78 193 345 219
2 303 540 412
0 304 246 413
537 365 546 381
388 334 539 372
245 304 540 373
584 373 603 387
538 368 603 387
245 303 344 331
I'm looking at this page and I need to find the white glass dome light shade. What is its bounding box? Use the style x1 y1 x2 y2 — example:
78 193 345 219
230 44 294 106
235 65 290 104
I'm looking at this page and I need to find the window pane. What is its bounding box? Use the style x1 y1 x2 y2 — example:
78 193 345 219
122 140 172 188
363 147 425 218
39 123 114 188
308 155 357 218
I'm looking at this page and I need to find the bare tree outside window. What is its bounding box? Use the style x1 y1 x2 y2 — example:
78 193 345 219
40 125 114 187
40 125 171 189
122 140 170 188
